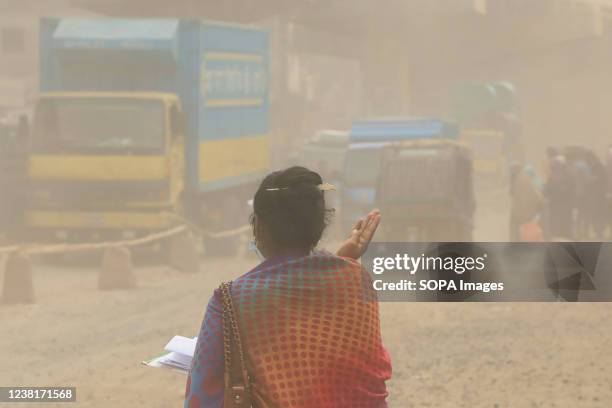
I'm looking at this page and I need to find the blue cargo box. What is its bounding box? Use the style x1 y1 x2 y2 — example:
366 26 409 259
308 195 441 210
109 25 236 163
349 117 458 143
39 18 269 193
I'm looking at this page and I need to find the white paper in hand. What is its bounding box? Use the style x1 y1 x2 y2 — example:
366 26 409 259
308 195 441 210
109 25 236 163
142 335 197 374
164 335 197 357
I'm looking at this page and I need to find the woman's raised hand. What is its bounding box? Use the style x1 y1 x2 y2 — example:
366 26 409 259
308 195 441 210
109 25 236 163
336 209 381 260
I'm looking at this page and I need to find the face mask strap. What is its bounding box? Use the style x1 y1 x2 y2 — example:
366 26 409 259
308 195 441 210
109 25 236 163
249 239 265 261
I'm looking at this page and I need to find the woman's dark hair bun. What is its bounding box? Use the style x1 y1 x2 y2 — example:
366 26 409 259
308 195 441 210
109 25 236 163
253 166 331 252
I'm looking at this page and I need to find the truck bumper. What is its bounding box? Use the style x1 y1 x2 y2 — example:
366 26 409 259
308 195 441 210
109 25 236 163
24 210 173 242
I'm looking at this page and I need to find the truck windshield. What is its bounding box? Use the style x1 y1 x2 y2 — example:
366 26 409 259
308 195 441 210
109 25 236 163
33 98 165 153
379 149 452 201
344 148 383 186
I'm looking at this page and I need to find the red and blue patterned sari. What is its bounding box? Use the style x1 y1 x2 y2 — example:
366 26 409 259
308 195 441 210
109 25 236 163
184 251 392 407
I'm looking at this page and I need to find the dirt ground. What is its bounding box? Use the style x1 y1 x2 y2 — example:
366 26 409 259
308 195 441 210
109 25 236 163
1 191 611 407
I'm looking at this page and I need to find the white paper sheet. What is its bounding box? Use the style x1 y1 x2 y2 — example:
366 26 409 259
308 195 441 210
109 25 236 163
142 335 197 374
164 335 197 357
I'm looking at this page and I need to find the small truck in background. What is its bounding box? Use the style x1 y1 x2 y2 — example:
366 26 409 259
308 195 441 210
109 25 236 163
340 118 459 233
375 139 475 241
25 18 269 251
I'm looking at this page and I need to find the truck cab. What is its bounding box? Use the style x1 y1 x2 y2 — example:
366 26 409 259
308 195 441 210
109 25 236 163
27 92 185 240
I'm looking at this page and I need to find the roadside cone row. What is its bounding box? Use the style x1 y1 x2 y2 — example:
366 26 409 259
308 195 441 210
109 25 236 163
2 234 202 305
98 246 138 290
1 253 35 304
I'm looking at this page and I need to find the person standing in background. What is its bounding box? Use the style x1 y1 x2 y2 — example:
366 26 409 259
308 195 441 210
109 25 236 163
542 146 560 182
583 151 608 240
571 158 591 240
509 163 544 241
543 156 575 240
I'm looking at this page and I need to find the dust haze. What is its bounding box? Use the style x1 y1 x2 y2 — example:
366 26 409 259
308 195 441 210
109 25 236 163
1 1 612 407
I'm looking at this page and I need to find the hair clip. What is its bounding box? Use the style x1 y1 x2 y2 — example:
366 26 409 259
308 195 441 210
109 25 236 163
265 183 336 192
317 183 336 191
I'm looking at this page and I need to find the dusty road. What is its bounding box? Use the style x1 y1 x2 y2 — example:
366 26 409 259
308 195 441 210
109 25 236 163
1 190 611 407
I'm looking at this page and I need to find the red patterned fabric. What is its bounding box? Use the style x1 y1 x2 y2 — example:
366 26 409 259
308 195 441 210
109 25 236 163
185 252 392 407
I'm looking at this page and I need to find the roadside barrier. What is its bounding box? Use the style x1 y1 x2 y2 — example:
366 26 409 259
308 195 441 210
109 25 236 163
0 218 251 304
0 225 188 256
163 212 251 239
98 246 137 290
1 252 34 304
0 216 252 256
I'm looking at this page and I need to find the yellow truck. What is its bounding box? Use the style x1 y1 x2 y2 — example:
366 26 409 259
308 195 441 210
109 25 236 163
26 18 269 251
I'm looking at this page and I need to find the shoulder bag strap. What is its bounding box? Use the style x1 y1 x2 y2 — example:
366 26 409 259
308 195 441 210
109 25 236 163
220 281 252 407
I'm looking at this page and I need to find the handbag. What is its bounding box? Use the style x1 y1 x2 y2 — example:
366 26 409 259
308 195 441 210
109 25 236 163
220 282 270 408
220 281 252 407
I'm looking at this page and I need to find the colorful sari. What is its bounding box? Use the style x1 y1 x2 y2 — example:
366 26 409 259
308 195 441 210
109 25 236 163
184 251 392 407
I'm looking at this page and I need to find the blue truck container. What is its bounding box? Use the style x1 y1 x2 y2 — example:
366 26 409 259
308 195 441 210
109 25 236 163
340 118 458 231
27 18 269 245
